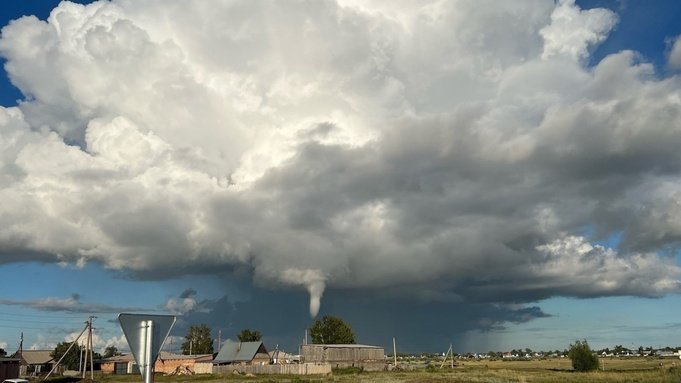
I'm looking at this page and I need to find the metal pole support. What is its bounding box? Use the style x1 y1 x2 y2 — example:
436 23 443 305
144 320 154 383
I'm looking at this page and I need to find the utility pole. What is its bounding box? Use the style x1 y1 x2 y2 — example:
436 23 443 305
19 332 23 359
440 344 453 369
393 337 397 368
79 346 84 374
89 316 95 380
218 330 222 351
82 329 86 379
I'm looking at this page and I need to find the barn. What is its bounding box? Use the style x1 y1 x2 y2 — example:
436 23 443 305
300 344 386 371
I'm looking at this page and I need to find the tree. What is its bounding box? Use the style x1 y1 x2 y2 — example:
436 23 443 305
568 339 599 372
0 348 6 357
51 342 82 370
237 329 262 342
309 315 355 344
103 345 118 358
181 324 213 355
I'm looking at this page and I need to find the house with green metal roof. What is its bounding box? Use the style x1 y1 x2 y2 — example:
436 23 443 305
213 340 270 365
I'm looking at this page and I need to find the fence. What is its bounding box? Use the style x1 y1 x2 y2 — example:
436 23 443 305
213 363 331 375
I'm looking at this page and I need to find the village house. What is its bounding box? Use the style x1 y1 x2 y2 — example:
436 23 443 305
12 350 54 376
213 340 270 365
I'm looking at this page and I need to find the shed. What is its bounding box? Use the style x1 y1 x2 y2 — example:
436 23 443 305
100 354 135 375
300 344 385 370
214 340 270 365
0 358 21 381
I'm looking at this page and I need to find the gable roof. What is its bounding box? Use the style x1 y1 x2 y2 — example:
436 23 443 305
101 354 134 363
14 350 54 365
214 340 268 363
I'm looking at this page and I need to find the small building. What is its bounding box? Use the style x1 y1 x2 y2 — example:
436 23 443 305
300 344 385 371
0 358 21 381
100 354 136 375
12 350 54 376
214 340 270 365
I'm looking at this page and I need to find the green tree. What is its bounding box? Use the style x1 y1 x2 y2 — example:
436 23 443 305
568 339 599 372
309 315 355 344
237 329 262 342
51 342 82 370
181 324 213 355
103 345 118 358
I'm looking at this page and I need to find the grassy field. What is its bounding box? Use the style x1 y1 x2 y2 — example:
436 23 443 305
51 358 681 383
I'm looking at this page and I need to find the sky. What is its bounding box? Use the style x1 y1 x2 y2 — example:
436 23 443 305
1 0 681 356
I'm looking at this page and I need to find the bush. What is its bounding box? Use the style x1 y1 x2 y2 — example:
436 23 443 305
568 339 599 372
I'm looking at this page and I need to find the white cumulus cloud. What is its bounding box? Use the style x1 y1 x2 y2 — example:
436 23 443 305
0 0 680 316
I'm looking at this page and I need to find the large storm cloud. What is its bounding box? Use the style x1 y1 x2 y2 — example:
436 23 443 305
1 0 680 321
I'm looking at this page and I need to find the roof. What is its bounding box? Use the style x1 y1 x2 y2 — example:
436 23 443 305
15 350 53 365
158 352 213 361
102 352 213 363
101 354 134 363
214 340 268 363
303 344 383 349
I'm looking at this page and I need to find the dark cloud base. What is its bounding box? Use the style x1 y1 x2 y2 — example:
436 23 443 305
177 287 550 353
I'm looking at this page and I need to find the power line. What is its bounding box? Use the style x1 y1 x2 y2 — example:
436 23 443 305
0 311 84 319
0 317 84 325
0 324 71 330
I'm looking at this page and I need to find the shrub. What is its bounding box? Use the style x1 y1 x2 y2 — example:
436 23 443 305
568 339 599 372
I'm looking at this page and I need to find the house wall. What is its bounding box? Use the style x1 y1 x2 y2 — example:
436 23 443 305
103 359 212 375
155 358 197 374
101 362 115 374
252 352 271 365
193 362 213 374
